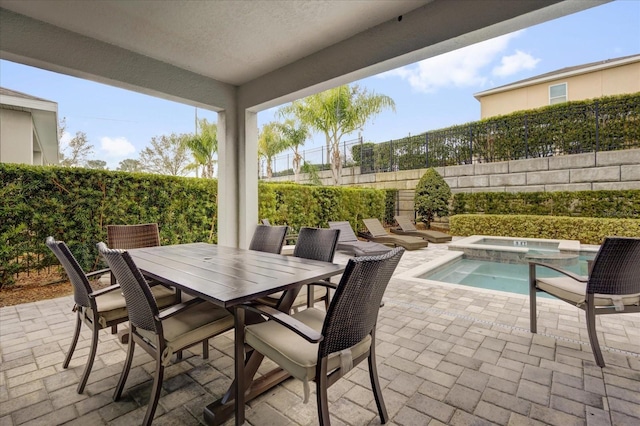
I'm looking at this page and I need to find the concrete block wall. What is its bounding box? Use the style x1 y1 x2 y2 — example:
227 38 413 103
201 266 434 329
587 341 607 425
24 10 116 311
267 148 640 194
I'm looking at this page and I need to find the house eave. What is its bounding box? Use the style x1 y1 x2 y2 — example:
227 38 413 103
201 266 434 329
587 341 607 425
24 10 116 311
473 54 640 100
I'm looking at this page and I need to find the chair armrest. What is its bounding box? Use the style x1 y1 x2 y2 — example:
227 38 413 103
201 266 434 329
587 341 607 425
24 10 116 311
158 297 205 320
305 280 338 290
528 261 587 282
90 284 121 297
238 304 323 343
86 267 110 279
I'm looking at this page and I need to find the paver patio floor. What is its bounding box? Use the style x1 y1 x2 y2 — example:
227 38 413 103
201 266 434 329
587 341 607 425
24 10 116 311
1 241 639 425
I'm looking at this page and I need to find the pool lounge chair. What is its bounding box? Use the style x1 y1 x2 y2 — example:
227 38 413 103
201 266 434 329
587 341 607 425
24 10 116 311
360 218 428 251
328 221 392 257
392 215 452 243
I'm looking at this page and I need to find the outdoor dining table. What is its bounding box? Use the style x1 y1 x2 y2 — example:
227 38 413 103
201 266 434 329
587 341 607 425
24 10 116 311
127 242 345 425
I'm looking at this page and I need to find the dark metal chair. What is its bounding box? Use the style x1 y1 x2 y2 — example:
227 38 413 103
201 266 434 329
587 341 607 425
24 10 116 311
248 224 288 254
46 237 176 394
258 227 341 310
530 237 640 367
107 223 161 285
240 247 404 425
97 242 234 426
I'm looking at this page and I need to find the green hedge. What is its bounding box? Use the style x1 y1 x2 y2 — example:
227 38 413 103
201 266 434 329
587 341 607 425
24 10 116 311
258 182 385 232
351 93 640 170
451 190 640 218
450 214 640 244
1 164 386 286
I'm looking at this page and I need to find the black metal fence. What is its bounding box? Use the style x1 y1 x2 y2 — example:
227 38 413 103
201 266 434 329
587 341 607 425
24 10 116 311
263 95 639 178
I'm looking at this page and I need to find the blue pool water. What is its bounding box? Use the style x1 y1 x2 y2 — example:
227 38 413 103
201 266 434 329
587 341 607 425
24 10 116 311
419 255 594 296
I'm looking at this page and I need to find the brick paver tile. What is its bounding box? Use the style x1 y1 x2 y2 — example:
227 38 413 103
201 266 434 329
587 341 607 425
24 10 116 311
393 406 432 426
474 400 511 425
517 379 550 406
407 393 455 423
444 384 481 412
529 403 584 426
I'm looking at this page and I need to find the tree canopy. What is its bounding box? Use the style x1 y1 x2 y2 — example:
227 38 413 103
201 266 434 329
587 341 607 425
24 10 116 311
281 84 395 184
184 118 217 178
138 133 191 176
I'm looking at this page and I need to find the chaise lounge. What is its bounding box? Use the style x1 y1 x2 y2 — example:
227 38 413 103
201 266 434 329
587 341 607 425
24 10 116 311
360 218 429 250
392 215 452 243
328 221 392 257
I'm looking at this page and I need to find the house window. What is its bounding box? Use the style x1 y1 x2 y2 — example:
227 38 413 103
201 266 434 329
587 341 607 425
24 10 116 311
549 83 567 105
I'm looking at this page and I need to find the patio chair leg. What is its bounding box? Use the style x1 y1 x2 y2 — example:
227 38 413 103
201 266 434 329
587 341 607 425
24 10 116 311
63 313 82 369
76 323 99 393
114 336 136 401
142 359 164 426
585 303 605 367
316 357 331 426
202 339 209 359
368 337 388 423
529 263 537 334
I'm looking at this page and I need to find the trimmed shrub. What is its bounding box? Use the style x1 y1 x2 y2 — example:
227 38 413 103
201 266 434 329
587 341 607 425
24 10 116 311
414 168 451 228
450 214 640 244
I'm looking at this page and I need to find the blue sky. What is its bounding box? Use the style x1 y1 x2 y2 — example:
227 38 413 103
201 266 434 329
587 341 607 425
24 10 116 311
1 0 638 170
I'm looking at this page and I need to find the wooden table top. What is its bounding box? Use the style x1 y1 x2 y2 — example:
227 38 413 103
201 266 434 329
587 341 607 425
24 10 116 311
128 243 345 308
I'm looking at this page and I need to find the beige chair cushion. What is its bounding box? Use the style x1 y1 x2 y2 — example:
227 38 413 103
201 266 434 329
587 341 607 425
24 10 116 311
138 302 233 366
536 276 640 308
90 285 176 327
245 308 371 384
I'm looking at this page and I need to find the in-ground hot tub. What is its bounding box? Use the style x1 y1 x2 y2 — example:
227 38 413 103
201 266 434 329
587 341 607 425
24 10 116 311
395 236 599 297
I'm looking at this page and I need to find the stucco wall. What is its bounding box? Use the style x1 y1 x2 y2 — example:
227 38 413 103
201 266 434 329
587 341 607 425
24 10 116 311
479 61 640 118
0 109 33 164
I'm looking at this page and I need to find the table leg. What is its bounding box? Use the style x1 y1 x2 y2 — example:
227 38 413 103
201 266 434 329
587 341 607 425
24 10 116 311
203 288 302 425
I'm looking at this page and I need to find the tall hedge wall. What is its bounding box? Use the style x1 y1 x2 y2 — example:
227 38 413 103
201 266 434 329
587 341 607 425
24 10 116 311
451 190 640 219
1 164 386 286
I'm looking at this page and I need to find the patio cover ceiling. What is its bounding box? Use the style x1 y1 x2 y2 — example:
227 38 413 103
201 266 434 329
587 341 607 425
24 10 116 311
0 0 609 246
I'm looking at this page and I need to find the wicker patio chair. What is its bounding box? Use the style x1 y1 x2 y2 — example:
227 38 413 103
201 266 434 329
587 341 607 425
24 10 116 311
360 218 428 250
107 223 161 285
328 221 392 257
97 242 234 426
261 218 299 244
249 224 288 254
239 247 404 425
529 237 640 367
257 227 340 311
46 237 176 394
392 215 452 243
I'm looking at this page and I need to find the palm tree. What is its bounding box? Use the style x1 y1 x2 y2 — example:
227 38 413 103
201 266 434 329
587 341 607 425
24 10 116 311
258 122 286 178
276 118 309 182
281 84 395 185
184 118 217 178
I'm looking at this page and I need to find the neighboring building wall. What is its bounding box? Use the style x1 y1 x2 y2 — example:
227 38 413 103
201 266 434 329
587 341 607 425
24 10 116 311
0 109 34 164
478 61 640 118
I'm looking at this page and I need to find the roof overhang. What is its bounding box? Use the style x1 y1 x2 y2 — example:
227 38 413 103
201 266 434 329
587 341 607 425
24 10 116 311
0 0 610 114
0 91 59 164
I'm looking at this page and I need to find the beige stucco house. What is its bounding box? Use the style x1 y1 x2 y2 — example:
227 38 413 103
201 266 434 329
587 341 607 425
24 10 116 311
0 87 59 165
474 54 640 119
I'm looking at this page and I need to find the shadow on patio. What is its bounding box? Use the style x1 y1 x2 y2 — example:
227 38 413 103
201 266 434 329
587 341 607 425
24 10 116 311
1 243 639 426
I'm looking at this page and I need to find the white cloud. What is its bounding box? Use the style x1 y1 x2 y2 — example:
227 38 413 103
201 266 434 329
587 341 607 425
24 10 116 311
379 30 538 93
492 50 540 77
99 136 136 161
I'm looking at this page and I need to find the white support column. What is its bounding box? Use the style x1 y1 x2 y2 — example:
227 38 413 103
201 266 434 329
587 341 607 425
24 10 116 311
239 110 258 249
217 109 238 248
217 107 259 249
